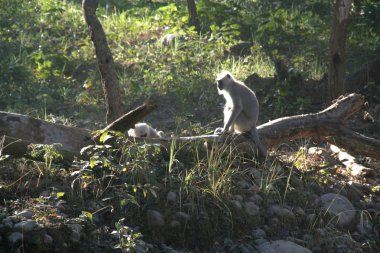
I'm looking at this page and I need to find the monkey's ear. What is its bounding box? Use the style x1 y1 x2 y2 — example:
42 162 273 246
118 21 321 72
226 74 231 79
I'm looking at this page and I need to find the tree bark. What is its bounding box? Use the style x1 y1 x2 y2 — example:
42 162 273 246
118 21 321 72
1 94 379 162
327 0 352 102
186 0 200 31
82 0 124 124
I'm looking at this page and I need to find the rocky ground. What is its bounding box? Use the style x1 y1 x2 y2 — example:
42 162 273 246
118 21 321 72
0 137 379 253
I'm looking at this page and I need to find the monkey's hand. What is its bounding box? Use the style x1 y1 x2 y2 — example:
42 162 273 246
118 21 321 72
214 127 224 135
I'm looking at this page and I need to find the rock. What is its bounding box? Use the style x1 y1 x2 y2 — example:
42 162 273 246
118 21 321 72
258 240 312 253
248 193 263 205
293 207 305 217
170 220 181 229
175 212 190 222
336 244 348 253
229 200 242 211
16 209 35 219
8 215 20 223
8 232 23 244
269 205 295 220
67 223 83 234
56 200 70 213
254 238 268 246
252 228 267 239
320 193 356 228
229 41 252 56
231 194 244 202
166 191 177 204
237 180 251 189
147 210 165 228
2 217 13 229
0 224 6 234
70 231 81 243
67 223 83 243
243 201 260 216
43 233 53 244
356 220 373 235
247 183 260 193
14 220 37 232
306 213 316 224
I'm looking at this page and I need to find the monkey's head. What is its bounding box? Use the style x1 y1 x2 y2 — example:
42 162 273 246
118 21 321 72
216 70 235 94
130 123 149 137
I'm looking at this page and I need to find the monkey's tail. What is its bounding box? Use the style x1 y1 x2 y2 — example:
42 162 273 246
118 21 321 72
247 128 267 158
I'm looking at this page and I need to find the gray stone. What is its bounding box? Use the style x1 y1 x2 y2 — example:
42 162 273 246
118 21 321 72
248 193 263 205
147 210 165 228
254 238 268 246
16 209 35 219
258 240 312 253
166 191 177 204
70 231 81 243
175 212 190 221
293 207 305 217
67 223 83 234
229 42 252 56
8 215 20 223
269 205 295 220
229 200 242 211
356 220 373 235
306 213 316 224
320 193 356 228
243 201 260 216
44 234 53 244
67 223 83 243
252 228 267 239
2 217 13 229
170 220 181 229
14 220 37 232
8 232 23 244
231 194 244 202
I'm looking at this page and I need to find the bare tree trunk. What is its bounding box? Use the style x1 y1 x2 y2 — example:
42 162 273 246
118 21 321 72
327 0 352 102
186 0 200 31
82 0 124 124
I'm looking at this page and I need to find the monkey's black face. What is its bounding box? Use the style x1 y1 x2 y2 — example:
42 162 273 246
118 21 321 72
217 80 224 90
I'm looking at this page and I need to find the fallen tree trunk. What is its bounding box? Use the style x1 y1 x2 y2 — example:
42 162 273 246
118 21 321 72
0 111 93 163
1 94 379 163
95 100 156 139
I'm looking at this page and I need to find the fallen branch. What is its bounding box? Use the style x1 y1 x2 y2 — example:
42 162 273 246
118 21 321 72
0 94 379 163
94 100 157 140
330 144 374 177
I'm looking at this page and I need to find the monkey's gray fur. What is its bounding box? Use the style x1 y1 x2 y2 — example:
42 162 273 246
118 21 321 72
214 70 267 157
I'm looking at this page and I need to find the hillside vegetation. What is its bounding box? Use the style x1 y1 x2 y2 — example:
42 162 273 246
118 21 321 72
0 0 379 252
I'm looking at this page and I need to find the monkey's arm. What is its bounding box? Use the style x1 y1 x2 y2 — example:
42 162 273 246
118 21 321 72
222 106 242 133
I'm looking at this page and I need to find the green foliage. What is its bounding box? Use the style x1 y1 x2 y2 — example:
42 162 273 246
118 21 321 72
29 143 63 172
1 0 379 124
112 218 148 253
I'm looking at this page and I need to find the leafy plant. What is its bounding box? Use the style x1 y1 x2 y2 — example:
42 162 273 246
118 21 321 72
111 218 148 253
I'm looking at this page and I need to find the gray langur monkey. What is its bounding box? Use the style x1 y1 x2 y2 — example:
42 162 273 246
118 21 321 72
128 123 166 138
214 70 267 157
